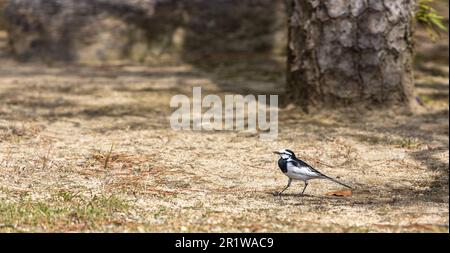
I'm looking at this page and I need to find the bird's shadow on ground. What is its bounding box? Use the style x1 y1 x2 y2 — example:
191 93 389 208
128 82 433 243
268 191 350 204
266 188 388 207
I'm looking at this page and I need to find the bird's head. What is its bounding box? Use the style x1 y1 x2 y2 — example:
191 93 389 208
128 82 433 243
274 149 296 160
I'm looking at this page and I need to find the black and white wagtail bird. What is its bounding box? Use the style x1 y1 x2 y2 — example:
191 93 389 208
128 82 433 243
274 149 352 196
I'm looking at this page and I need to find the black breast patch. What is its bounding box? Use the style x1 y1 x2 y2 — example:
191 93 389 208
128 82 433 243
278 158 288 173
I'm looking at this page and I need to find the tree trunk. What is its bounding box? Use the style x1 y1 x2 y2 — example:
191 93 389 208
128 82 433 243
286 0 416 110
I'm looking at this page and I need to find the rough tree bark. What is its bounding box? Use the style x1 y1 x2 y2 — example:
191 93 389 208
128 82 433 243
286 0 416 110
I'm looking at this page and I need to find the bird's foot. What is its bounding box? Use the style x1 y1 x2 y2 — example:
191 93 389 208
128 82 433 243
272 191 282 196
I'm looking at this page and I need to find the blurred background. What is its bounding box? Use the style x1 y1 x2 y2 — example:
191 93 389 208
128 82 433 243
0 0 287 78
0 0 447 95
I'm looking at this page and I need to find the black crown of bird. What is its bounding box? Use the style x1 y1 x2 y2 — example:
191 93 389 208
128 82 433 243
274 148 352 196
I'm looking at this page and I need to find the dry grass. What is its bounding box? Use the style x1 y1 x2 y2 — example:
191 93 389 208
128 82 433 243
0 25 449 232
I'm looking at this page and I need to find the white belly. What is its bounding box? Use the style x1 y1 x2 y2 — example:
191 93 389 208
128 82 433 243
285 170 310 181
285 164 322 181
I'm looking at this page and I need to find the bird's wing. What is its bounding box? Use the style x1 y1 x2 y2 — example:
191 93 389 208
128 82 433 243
291 158 353 188
290 158 325 176
287 159 323 178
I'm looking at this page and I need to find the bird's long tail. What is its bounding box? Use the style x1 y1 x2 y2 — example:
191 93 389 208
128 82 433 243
322 175 352 189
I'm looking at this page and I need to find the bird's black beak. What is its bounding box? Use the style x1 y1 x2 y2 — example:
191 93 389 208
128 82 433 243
273 151 281 155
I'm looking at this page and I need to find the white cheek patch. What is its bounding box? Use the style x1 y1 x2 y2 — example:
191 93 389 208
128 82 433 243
281 154 290 159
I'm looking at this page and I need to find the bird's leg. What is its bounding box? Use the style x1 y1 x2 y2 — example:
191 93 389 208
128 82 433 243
301 181 309 196
278 178 292 196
